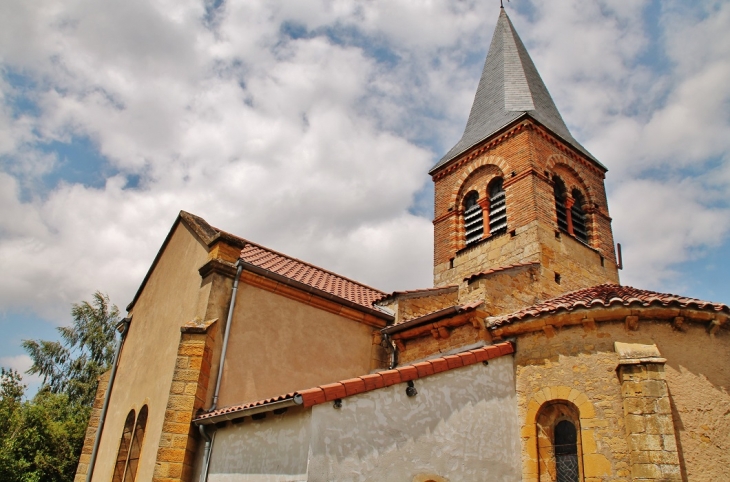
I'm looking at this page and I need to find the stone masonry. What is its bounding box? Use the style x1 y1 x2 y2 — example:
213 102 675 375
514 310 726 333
153 318 217 482
615 343 681 481
431 120 618 289
74 370 111 482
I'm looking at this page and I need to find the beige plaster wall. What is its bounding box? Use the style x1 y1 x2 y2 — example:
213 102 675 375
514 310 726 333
217 283 377 407
91 222 210 482
514 319 730 482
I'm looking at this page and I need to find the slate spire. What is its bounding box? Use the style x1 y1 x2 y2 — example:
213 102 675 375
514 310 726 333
432 9 600 173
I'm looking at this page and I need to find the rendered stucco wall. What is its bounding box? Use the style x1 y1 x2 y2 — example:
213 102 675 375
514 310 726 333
308 355 521 482
91 222 210 482
207 408 311 482
217 283 377 407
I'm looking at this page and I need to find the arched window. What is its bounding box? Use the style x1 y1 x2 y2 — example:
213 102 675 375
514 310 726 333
555 420 579 482
487 177 507 235
553 177 569 233
124 405 148 482
463 191 483 245
113 411 136 482
536 401 583 482
113 406 149 482
570 189 588 244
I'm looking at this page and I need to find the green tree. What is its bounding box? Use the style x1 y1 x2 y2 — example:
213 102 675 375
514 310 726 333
23 291 120 406
0 292 120 482
0 369 89 482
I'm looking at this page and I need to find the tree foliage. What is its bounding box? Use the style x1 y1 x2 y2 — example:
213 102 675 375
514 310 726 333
0 371 90 482
23 291 120 406
0 292 120 482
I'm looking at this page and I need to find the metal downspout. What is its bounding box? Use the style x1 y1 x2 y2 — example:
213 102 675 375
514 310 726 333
85 317 131 482
383 333 398 369
200 257 244 482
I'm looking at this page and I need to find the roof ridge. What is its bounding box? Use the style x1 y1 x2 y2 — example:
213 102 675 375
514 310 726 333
201 224 386 296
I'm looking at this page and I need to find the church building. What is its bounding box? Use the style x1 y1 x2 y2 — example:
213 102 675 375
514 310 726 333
75 8 730 482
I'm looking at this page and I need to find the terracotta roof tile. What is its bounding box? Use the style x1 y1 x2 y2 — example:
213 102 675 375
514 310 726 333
194 341 515 423
175 211 386 310
238 243 385 309
489 283 730 327
464 261 540 283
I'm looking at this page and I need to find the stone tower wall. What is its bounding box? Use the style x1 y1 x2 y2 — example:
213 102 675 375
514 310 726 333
432 120 618 289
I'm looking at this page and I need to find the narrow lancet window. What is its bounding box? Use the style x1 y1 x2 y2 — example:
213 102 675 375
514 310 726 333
554 177 569 233
555 420 579 482
571 189 588 244
113 411 136 482
488 178 507 235
463 191 484 245
124 405 148 482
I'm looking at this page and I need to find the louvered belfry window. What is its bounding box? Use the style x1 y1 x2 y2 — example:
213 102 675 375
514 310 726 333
488 178 507 235
554 177 569 233
463 191 484 245
555 420 580 482
571 189 588 244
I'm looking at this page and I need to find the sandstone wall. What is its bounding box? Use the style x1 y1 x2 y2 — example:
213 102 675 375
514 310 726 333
513 319 730 482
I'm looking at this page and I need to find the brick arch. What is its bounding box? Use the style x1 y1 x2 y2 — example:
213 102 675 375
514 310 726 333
449 156 509 206
522 386 611 482
546 156 593 206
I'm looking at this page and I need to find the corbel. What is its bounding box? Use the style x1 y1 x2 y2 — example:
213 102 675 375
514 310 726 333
708 316 727 336
394 339 406 352
437 326 450 339
625 315 639 331
672 316 686 332
581 317 596 332
542 325 556 339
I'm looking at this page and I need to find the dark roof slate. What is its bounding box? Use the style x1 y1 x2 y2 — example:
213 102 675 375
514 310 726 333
431 9 601 173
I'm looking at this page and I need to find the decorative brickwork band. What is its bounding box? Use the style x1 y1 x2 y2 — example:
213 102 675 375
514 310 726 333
152 319 217 482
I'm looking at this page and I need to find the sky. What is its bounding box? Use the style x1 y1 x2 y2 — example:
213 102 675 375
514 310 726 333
1 0 729 391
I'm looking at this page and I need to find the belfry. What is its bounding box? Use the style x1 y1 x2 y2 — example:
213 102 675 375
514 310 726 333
431 8 618 303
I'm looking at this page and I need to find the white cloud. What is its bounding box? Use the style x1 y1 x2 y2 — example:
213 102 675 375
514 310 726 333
0 354 43 390
0 0 729 330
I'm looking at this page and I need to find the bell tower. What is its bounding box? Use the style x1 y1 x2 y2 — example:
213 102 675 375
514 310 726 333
432 8 619 298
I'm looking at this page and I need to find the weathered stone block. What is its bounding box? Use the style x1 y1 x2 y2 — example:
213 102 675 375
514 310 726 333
632 463 661 479
583 453 611 477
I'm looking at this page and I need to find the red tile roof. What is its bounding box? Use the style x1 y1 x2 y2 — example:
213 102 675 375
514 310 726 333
489 283 730 327
179 211 385 309
194 341 514 424
240 243 385 308
464 261 539 283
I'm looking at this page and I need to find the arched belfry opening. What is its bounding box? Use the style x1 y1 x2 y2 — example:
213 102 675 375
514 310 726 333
487 177 507 236
429 7 619 291
463 191 484 246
